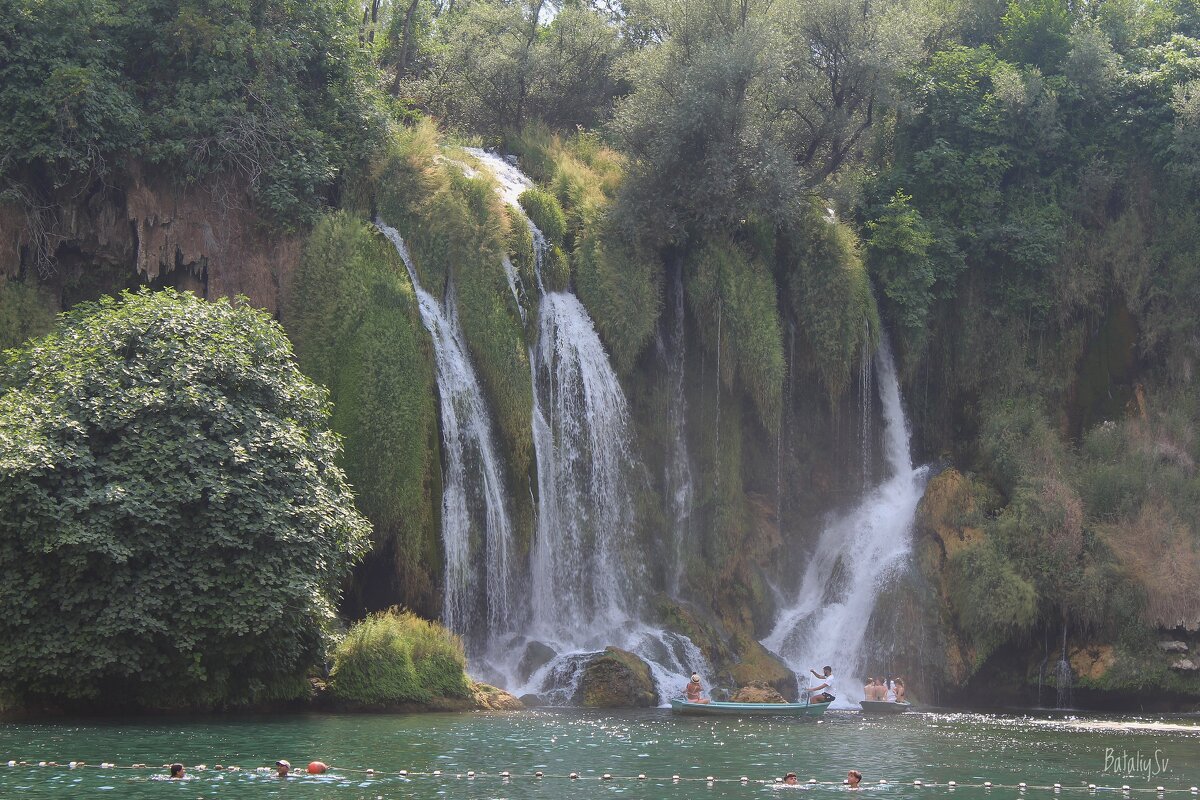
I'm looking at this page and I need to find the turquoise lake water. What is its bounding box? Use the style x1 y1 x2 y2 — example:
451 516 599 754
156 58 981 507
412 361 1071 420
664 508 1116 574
0 709 1196 798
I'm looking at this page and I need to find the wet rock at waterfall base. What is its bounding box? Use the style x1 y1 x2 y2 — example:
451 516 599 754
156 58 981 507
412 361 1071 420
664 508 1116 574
471 683 525 710
729 638 798 702
579 647 659 707
730 682 787 703
519 693 545 707
517 641 558 684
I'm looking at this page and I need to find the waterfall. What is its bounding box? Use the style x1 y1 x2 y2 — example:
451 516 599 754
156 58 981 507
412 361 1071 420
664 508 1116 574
465 149 708 703
376 221 515 648
860 321 874 488
528 290 639 634
763 335 928 707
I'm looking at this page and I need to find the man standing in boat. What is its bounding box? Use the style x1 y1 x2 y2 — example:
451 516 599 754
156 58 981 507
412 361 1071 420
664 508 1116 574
807 665 836 703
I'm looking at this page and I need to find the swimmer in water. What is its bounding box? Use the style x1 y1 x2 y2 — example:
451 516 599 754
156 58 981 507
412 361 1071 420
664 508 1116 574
783 772 800 785
169 763 185 779
848 770 862 788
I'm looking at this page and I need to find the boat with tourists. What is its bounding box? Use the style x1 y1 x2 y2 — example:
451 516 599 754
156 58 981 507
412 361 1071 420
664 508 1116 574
859 700 913 714
669 698 832 717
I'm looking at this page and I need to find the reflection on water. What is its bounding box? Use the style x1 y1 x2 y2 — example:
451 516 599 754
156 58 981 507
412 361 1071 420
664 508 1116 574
0 710 1197 798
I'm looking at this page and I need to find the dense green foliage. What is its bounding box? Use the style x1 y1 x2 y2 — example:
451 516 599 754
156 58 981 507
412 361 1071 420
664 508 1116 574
328 609 470 705
0 289 370 708
0 276 55 351
286 213 442 615
0 0 387 228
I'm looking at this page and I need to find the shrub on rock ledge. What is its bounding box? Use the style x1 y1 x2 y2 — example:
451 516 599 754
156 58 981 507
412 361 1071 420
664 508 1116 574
0 288 370 709
329 610 471 705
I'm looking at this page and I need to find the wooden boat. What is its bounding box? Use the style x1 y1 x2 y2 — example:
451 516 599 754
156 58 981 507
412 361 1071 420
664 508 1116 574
669 698 832 717
859 700 913 714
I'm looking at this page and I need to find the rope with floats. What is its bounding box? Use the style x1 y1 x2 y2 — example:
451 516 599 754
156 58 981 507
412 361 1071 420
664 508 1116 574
3 761 1197 792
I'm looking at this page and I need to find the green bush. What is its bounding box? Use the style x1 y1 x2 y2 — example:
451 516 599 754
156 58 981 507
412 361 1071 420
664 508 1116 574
947 539 1037 664
0 288 371 709
574 220 662 375
329 610 470 704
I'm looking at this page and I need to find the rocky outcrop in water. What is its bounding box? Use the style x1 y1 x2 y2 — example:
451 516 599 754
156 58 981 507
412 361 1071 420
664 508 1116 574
579 648 659 707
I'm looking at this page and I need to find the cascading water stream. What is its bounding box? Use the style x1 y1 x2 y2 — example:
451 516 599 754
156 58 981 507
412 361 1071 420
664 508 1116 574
376 221 515 649
763 335 929 708
464 149 708 704
660 265 694 597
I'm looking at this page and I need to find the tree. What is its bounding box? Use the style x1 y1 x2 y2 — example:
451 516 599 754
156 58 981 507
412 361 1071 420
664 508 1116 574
420 0 623 134
0 289 371 709
0 0 388 231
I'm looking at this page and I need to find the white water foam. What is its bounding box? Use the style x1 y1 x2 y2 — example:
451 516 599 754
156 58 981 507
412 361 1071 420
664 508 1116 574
763 336 929 708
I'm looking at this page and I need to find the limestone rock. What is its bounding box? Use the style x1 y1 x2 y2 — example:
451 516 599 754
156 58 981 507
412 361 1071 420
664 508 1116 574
730 682 787 703
471 683 524 710
579 647 659 708
1157 640 1189 653
517 640 558 683
1170 658 1198 671
1070 644 1116 682
729 638 798 701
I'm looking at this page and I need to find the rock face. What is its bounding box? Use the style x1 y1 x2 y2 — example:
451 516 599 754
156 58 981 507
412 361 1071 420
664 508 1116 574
730 682 787 703
730 638 798 701
1070 644 1117 682
517 641 558 683
0 163 300 314
1170 659 1198 672
1158 641 1189 653
914 468 992 687
579 647 659 707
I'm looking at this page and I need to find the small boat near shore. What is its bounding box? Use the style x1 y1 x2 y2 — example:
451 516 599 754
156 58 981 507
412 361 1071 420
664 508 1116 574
669 699 832 717
859 700 913 714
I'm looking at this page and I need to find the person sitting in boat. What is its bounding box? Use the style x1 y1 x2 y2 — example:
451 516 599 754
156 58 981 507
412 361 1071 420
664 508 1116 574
894 678 907 703
884 677 897 702
807 665 836 703
685 672 710 704
866 677 884 700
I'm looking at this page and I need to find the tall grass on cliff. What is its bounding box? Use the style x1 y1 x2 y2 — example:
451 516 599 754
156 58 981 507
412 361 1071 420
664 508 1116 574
375 123 534 510
329 610 471 705
286 213 442 616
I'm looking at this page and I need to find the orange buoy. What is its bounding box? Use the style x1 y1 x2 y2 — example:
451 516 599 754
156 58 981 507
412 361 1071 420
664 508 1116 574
307 761 328 775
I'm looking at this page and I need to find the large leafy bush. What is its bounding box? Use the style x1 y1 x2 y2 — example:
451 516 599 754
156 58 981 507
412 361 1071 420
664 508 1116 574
0 289 371 708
